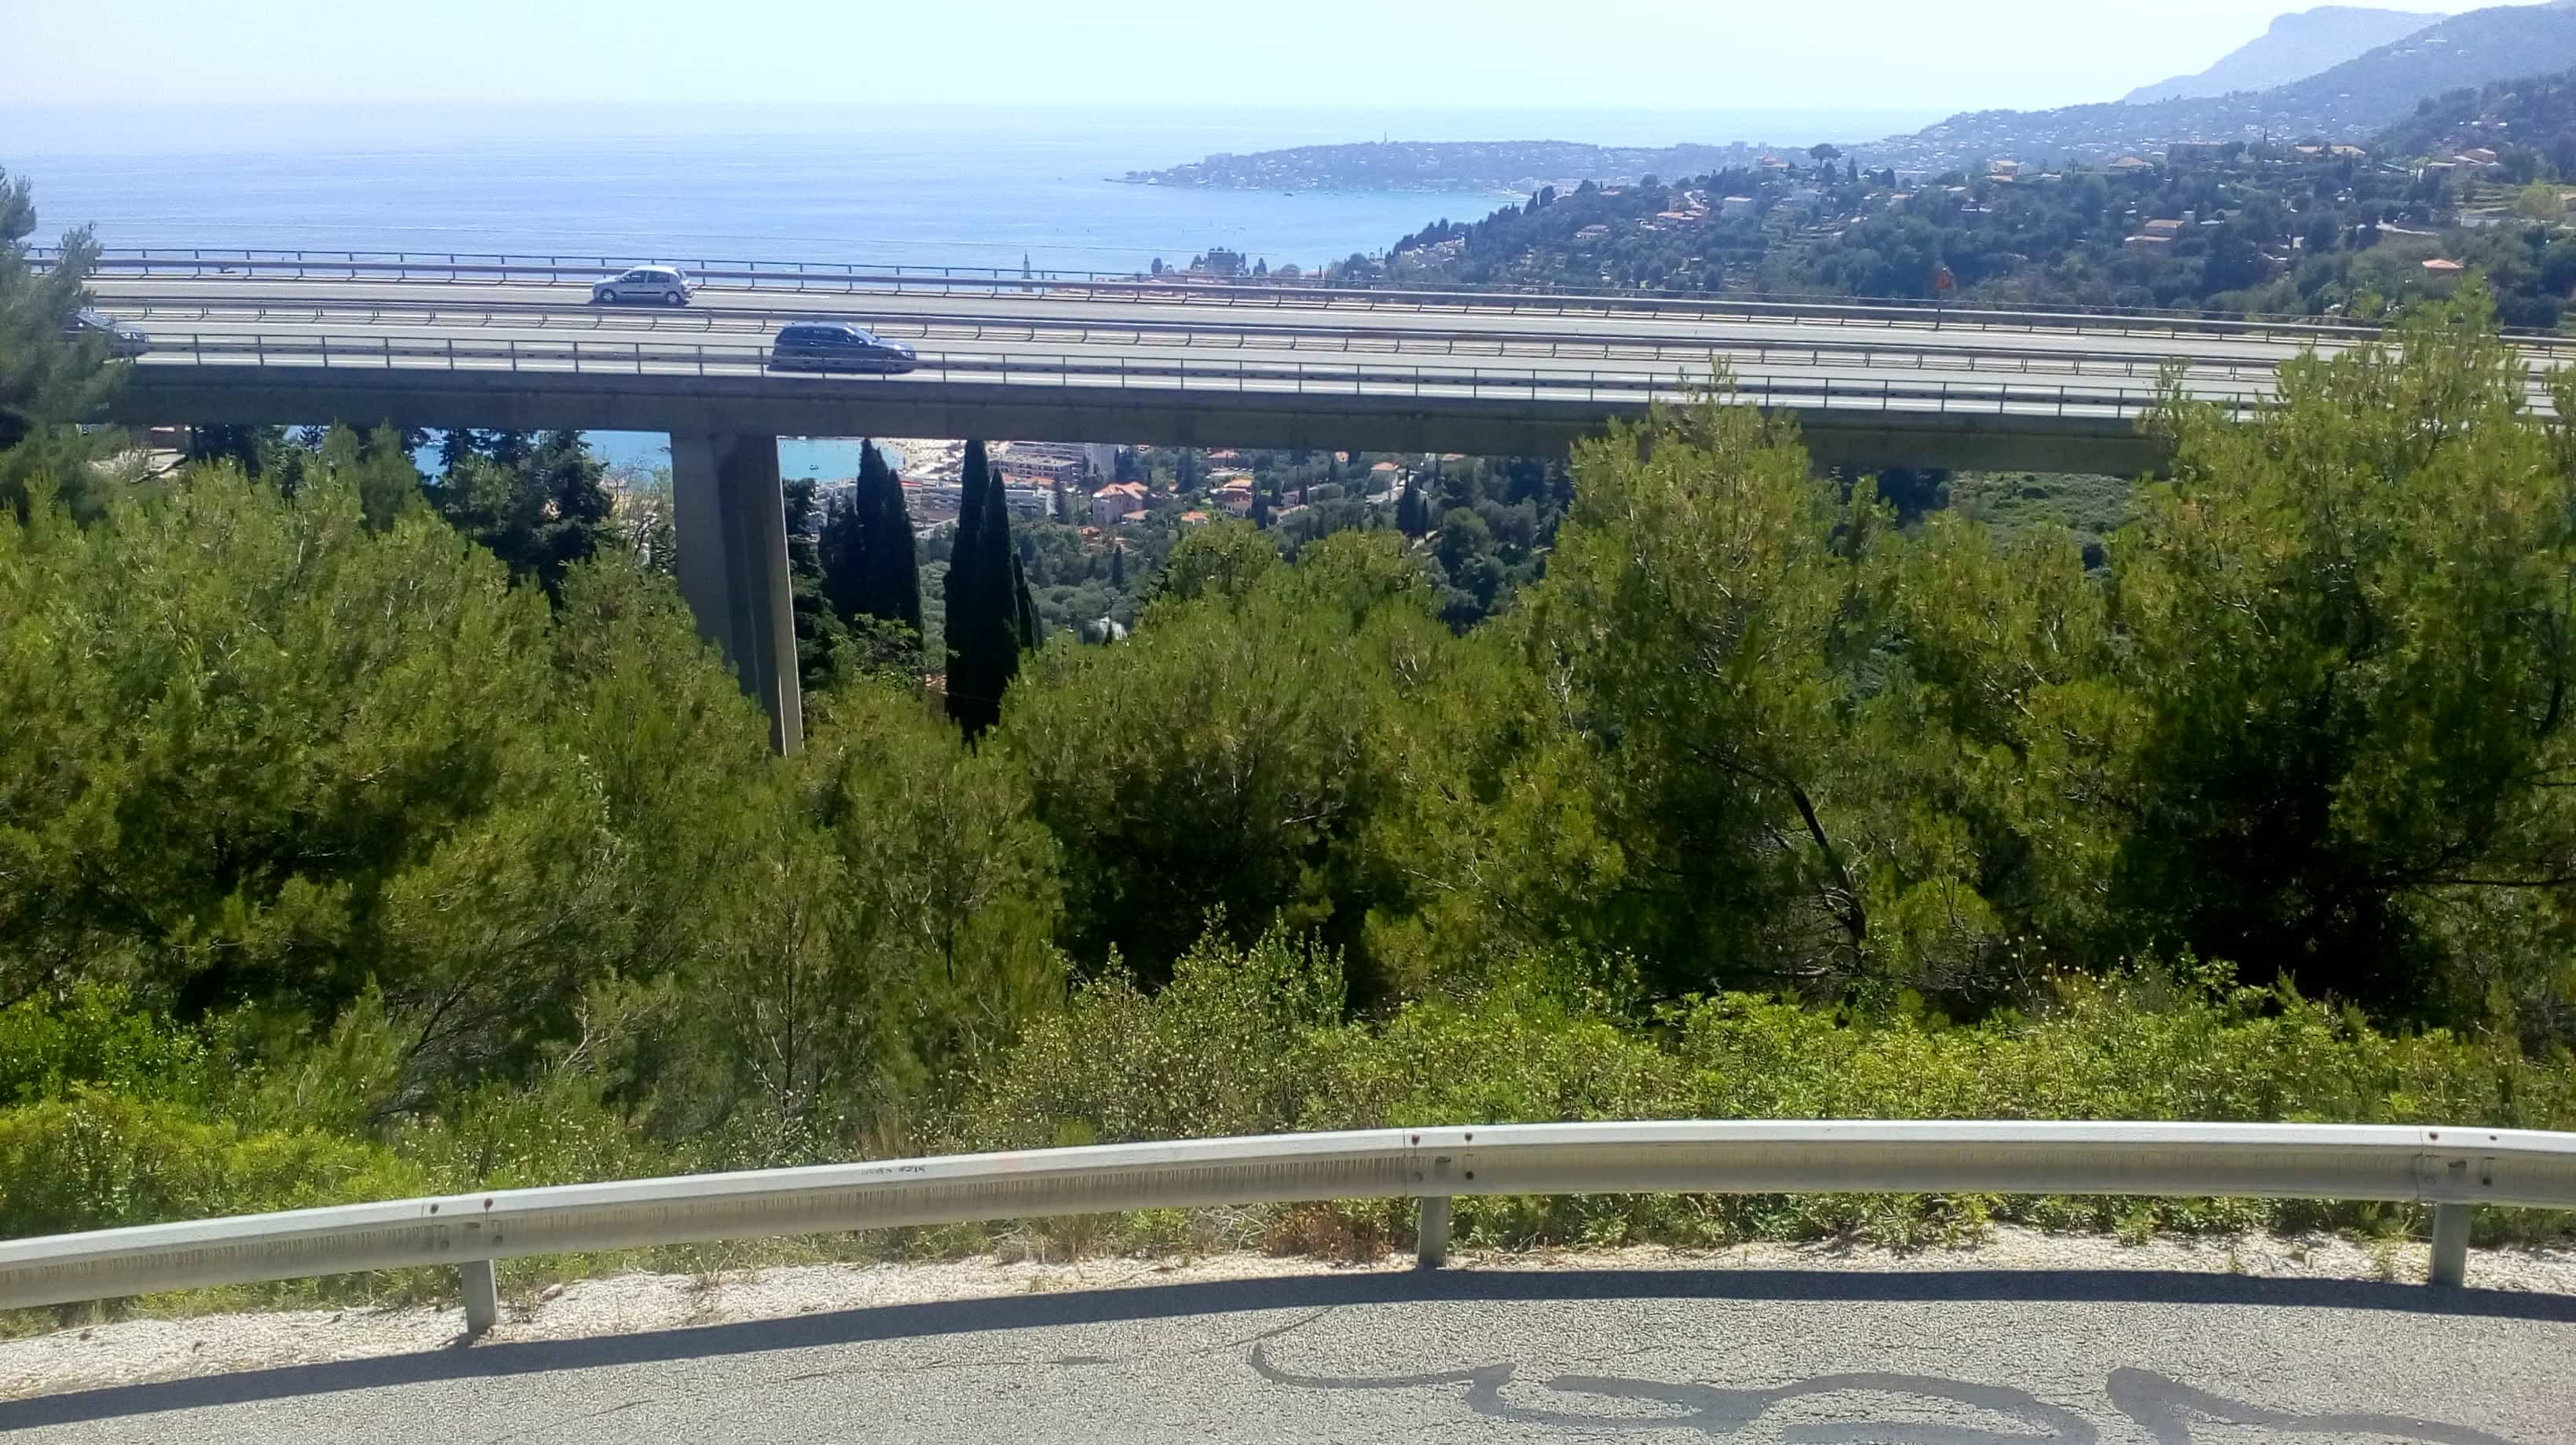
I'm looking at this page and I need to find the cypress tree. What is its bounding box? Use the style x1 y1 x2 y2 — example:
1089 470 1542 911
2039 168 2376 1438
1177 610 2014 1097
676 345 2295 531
818 491 865 625
1009 544 1041 651
825 441 923 642
1397 477 1427 538
782 476 847 691
1109 540 1128 591
944 439 990 709
945 439 1035 737
869 447 924 637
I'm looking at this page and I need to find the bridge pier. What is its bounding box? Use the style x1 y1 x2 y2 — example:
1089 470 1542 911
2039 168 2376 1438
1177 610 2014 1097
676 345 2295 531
670 433 803 755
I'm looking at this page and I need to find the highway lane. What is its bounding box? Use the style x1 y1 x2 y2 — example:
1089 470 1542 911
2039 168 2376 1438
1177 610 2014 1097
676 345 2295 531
4 1265 2571 1443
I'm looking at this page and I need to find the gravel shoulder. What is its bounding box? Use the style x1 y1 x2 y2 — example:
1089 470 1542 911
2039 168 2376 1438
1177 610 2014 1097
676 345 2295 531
7 1226 2574 1403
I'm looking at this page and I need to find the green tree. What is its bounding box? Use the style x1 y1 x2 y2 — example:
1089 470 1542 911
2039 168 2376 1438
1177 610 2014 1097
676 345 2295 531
0 465 623 1079
313 424 426 532
1005 527 1437 988
819 441 925 674
943 441 1038 738
1530 396 1887 993
0 170 122 521
784 476 851 693
2105 292 2576 1016
426 427 613 602
1396 477 1428 538
796 684 1064 1114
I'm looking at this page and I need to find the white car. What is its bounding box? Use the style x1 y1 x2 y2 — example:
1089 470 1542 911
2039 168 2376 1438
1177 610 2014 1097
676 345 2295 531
592 265 693 306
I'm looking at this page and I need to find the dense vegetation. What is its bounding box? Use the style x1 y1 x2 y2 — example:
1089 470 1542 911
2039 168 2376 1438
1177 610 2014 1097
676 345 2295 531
9 178 2576 1312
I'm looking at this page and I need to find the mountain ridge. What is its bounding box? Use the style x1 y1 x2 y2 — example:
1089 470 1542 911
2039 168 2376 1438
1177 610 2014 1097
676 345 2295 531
2123 5 2442 103
1868 0 2576 170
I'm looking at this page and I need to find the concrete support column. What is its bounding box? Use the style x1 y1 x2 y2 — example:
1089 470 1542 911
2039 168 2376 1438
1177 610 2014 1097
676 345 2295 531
671 432 803 755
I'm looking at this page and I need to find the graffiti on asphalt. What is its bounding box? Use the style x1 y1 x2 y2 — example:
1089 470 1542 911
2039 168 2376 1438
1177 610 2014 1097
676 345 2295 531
1247 1343 2524 1443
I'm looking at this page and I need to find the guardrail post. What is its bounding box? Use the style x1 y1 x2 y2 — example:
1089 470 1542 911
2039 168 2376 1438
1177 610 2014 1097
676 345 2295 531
460 1259 499 1336
2429 1202 2472 1287
1415 1196 1452 1269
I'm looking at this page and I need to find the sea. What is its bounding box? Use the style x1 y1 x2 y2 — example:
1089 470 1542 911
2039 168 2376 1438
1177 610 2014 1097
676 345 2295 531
5 104 1937 477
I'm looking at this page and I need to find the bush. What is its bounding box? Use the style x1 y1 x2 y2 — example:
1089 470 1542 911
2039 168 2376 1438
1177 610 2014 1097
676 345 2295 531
955 923 1343 1151
0 1088 425 1241
0 985 212 1106
952 942 2576 1250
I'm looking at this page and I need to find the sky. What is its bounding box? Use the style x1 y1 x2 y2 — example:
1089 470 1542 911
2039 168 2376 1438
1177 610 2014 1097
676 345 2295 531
0 0 2522 134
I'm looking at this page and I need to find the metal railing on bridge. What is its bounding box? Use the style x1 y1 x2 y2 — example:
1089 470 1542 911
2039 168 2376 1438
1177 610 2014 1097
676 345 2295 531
39 244 2508 349
130 330 2264 422
2 1121 2569 1339
93 294 2304 388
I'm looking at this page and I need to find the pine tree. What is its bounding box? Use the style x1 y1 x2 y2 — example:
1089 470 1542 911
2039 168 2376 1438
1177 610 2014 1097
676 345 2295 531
185 425 285 477
525 428 614 598
0 170 123 521
435 428 478 475
484 430 533 471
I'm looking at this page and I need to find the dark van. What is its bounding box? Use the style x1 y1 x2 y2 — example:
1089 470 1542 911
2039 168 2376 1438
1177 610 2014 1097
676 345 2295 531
769 322 919 374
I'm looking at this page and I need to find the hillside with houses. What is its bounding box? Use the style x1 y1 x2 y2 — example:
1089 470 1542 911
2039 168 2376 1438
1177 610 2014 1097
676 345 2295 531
1313 65 2576 329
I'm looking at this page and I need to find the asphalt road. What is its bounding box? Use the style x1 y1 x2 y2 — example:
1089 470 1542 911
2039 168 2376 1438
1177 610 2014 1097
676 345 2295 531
5 1267 2571 1443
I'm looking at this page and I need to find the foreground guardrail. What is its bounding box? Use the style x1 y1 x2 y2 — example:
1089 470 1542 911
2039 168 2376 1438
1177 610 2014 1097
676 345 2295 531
38 243 2514 348
3 1121 2569 1337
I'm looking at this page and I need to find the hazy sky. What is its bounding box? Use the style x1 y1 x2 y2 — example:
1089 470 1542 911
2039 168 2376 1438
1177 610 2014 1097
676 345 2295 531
1 0 2520 121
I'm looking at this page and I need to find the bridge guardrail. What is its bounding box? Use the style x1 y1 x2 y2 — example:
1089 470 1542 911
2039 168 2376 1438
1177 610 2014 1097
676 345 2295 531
134 331 2261 420
39 244 2512 349
2 1121 2568 1338
91 294 2308 384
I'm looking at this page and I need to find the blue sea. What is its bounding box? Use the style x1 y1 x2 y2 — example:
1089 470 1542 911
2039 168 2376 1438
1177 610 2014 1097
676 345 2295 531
8 103 1935 475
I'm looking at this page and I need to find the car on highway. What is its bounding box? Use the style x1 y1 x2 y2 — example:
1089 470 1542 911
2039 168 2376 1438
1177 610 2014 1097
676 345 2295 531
591 265 693 306
768 321 919 374
63 309 150 357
